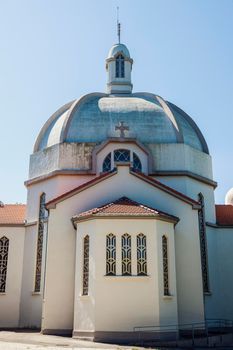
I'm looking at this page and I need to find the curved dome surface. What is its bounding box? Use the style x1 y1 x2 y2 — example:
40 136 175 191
107 43 130 58
34 93 209 154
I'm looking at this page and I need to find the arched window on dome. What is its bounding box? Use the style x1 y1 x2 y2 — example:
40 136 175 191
133 152 142 172
102 149 142 173
0 236 9 293
102 152 112 172
114 149 130 163
116 54 125 78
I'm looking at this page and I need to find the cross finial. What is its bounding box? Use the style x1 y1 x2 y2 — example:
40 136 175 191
117 6 121 43
115 121 129 138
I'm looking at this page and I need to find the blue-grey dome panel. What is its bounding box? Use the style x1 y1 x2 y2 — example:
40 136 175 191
65 94 178 144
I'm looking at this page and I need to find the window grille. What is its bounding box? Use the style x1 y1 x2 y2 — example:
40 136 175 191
122 233 131 276
82 235 89 295
114 149 130 163
34 193 47 292
116 54 125 78
133 152 142 172
106 234 116 275
102 153 111 172
198 193 209 293
162 235 169 296
0 236 9 293
137 233 147 275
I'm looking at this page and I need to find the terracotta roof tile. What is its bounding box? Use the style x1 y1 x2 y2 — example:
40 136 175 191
216 205 233 226
73 196 179 223
0 204 26 225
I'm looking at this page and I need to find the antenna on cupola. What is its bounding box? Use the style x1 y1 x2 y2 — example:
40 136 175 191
117 6 121 43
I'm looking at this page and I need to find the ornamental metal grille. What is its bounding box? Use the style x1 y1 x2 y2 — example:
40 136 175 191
106 233 116 275
137 233 147 275
34 193 47 292
114 149 130 163
0 236 9 293
103 153 111 172
133 152 142 172
198 193 209 293
82 235 89 295
122 233 132 276
162 235 169 296
116 54 125 78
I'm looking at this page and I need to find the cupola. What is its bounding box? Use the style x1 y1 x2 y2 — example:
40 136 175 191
106 43 133 94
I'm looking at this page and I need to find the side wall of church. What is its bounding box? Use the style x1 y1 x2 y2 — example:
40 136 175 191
73 218 178 335
20 174 95 328
0 226 25 327
155 176 216 223
205 225 233 320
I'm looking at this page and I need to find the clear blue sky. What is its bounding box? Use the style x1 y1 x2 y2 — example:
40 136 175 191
0 0 232 204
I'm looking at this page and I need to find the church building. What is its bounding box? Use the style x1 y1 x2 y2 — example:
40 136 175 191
1 39 233 342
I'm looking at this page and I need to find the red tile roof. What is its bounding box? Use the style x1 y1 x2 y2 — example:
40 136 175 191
47 168 200 209
216 205 233 226
72 196 179 223
0 204 26 225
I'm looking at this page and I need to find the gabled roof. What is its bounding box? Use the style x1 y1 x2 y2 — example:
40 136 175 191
216 205 233 226
0 204 26 226
46 168 200 209
72 196 179 224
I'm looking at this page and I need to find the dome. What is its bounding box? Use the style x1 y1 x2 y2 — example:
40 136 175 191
225 188 233 205
107 43 130 59
34 92 209 154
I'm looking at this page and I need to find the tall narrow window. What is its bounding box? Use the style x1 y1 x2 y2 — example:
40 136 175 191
162 235 169 296
198 193 209 293
116 54 125 78
34 193 47 292
0 236 9 293
106 234 116 275
82 235 89 295
122 233 131 276
103 152 112 172
137 233 147 275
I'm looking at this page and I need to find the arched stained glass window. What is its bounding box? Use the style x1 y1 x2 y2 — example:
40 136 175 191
103 153 111 172
34 193 47 292
162 235 169 296
137 233 147 275
133 152 142 172
83 235 89 295
116 54 125 78
122 233 131 276
106 234 116 275
0 236 9 293
114 149 130 162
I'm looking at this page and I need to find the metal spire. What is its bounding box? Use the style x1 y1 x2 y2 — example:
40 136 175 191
117 6 121 43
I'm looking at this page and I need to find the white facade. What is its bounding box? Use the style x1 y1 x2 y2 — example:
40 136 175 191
1 40 233 344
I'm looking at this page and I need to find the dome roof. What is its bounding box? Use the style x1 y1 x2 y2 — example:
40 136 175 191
34 92 209 154
225 188 233 205
107 43 130 59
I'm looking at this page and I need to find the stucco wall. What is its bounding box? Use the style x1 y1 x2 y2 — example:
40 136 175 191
74 218 178 334
205 225 233 320
41 165 204 333
0 226 25 327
